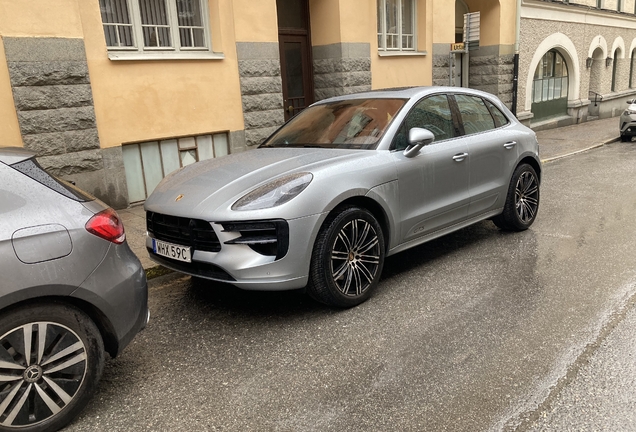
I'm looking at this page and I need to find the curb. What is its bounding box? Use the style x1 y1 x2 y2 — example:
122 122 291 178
541 137 620 163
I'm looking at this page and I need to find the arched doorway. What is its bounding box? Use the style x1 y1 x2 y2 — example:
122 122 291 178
531 50 569 121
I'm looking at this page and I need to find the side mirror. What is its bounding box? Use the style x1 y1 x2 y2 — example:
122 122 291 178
403 127 435 158
627 99 635 105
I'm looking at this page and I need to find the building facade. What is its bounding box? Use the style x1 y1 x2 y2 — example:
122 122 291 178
518 0 636 129
1 0 634 208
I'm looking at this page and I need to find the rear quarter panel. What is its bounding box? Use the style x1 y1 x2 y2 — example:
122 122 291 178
0 164 109 308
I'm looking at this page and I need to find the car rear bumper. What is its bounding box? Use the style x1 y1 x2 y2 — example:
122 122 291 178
146 213 326 291
72 241 149 357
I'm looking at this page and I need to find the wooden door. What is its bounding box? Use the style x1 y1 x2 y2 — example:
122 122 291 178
277 0 314 121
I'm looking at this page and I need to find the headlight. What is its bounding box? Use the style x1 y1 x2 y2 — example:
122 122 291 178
625 109 636 115
232 172 313 211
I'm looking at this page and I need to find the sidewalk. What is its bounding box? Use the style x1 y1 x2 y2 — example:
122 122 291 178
120 116 623 273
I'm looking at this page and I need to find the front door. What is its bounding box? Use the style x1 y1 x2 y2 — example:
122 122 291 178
392 94 470 242
277 0 314 121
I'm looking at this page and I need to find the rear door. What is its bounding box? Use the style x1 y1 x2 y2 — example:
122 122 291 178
451 94 519 217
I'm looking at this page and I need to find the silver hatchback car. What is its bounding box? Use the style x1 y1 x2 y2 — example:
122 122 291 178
145 87 541 308
620 99 636 142
0 148 148 431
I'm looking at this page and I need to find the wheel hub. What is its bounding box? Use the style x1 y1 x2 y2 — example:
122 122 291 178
23 364 43 383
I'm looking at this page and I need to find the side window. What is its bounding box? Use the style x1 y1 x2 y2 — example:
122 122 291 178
393 95 455 151
454 94 496 135
484 100 510 128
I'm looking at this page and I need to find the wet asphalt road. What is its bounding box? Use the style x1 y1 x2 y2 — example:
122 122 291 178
66 142 636 431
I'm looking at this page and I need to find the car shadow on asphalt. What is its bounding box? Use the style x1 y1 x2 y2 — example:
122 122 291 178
178 220 506 318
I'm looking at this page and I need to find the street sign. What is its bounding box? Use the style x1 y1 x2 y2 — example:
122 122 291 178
451 42 465 52
463 11 480 51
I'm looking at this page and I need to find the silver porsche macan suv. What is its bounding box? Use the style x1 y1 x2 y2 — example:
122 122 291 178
145 87 541 308
0 148 148 431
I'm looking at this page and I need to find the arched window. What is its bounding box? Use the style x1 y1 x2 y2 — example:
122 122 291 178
630 50 636 89
611 49 619 92
531 50 569 120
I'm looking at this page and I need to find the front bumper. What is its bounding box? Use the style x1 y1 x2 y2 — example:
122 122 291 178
620 117 636 136
146 213 325 291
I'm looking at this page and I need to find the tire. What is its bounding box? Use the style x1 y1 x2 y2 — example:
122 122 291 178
307 206 385 308
620 134 630 142
0 303 104 432
493 163 540 231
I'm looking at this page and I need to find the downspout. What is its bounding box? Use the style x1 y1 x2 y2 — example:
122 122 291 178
512 0 521 116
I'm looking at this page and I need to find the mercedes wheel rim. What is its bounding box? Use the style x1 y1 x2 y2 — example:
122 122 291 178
515 171 539 223
0 322 87 428
330 218 381 297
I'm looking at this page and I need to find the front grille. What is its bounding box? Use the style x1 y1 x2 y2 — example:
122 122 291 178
146 211 221 252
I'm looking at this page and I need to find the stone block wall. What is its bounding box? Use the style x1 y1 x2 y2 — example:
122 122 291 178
469 47 515 108
313 43 371 101
3 37 129 208
432 44 453 87
236 42 285 147
432 44 515 108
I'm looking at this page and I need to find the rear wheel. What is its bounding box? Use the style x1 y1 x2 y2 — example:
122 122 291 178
0 304 104 432
307 206 385 308
493 163 540 231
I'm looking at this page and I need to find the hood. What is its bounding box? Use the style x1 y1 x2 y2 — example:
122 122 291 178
145 147 377 218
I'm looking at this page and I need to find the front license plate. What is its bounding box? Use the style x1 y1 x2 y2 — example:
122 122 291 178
152 239 191 263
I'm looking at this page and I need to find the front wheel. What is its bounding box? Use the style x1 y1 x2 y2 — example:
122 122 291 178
493 163 540 231
621 134 630 142
307 206 385 308
0 303 104 432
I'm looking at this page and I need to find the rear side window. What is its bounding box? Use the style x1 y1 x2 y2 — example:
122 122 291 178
484 100 510 128
454 94 496 135
11 158 94 202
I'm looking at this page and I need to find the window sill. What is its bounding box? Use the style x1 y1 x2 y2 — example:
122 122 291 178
107 51 225 61
378 51 428 57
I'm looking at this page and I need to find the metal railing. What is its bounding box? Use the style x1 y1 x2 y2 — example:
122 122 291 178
589 91 603 107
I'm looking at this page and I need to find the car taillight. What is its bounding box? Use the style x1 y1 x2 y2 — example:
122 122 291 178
85 208 126 244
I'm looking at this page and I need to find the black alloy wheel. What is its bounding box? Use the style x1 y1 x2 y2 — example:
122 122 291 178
493 163 540 231
307 206 385 308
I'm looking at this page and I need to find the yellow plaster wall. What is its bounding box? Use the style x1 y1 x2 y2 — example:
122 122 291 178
77 0 245 149
464 0 516 47
371 0 432 89
0 41 21 147
232 0 278 42
310 0 342 46
0 0 83 38
338 1 370 43
433 0 456 43
0 0 87 148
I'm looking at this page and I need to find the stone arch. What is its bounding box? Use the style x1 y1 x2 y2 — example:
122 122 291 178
630 38 636 57
610 37 626 59
587 35 608 59
524 33 580 112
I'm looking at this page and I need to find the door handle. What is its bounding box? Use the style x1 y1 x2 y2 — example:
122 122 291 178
287 105 295 114
503 141 517 149
452 152 468 162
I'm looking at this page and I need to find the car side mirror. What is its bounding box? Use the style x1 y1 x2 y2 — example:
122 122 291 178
403 127 435 158
628 99 635 105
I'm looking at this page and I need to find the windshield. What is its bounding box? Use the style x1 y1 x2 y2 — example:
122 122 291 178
261 98 406 149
